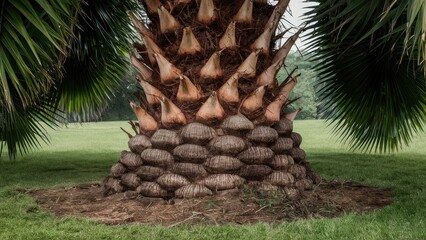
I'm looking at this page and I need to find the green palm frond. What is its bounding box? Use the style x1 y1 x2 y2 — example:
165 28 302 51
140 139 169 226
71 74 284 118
0 95 59 159
1 0 137 158
0 0 78 110
55 0 138 121
305 0 426 152
0 0 78 159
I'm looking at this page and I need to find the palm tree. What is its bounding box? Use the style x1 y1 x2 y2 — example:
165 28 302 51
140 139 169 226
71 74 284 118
1 0 424 197
0 0 137 158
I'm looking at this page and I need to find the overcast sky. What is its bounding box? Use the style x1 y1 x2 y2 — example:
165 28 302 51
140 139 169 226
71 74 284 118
279 0 317 49
289 1 311 24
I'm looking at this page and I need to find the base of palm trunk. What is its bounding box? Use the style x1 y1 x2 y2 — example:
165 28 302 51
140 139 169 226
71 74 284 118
103 116 321 199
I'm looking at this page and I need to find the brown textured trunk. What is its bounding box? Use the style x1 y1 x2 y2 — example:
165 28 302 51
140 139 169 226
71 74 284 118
103 0 320 199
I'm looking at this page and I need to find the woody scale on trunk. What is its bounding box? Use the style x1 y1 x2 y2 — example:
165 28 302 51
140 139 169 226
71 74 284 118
103 0 321 199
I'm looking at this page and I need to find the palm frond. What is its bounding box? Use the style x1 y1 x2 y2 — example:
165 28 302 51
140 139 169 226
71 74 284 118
55 0 138 121
0 0 77 159
0 95 59 159
0 0 138 158
305 0 426 153
0 0 77 110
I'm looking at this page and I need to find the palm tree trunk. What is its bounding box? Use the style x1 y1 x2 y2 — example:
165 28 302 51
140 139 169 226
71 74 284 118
103 0 321 199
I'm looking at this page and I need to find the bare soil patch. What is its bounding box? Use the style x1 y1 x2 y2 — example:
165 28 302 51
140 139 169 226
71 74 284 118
23 181 392 226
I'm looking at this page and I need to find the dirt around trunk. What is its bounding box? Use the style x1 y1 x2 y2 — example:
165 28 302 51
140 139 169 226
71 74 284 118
23 180 393 226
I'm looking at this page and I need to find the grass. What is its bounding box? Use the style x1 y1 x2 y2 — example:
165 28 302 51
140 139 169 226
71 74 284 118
0 120 425 240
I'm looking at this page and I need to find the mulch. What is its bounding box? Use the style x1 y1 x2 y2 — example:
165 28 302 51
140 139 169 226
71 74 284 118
22 180 393 226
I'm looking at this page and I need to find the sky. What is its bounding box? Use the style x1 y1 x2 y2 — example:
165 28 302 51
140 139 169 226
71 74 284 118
287 0 312 25
279 0 317 49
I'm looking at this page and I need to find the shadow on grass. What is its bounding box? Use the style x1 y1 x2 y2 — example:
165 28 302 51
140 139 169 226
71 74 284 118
308 152 426 195
0 151 119 189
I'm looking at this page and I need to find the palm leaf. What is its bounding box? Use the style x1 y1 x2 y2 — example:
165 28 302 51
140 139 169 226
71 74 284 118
0 94 59 159
55 0 138 121
0 0 138 158
305 0 426 152
0 0 77 109
0 0 77 159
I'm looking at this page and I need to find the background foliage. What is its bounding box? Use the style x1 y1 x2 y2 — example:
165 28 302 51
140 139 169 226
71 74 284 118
281 53 319 120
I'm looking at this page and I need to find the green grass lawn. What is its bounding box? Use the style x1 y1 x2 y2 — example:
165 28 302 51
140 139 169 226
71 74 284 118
0 120 425 240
